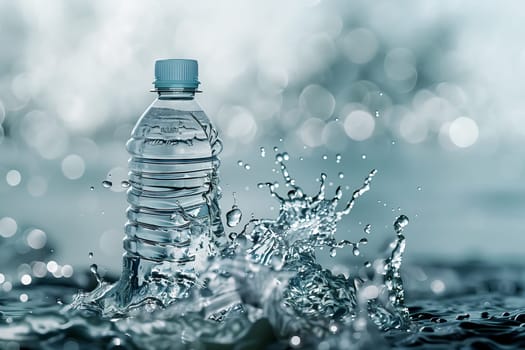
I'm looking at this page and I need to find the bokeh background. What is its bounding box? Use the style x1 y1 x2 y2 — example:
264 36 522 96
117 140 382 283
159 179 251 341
1 0 524 278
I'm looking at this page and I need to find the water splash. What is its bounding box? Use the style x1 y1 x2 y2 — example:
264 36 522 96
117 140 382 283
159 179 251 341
0 152 411 348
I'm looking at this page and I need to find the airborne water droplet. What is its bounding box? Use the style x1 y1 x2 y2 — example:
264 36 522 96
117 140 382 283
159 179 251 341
336 154 342 163
244 164 251 170
121 180 130 188
364 224 372 234
260 147 266 157
226 206 243 227
102 180 112 188
88 252 93 259
90 186 94 191
394 214 409 234
90 263 102 285
338 172 344 179
352 246 360 256
322 154 328 160
361 154 367 160
329 247 337 257
237 160 243 167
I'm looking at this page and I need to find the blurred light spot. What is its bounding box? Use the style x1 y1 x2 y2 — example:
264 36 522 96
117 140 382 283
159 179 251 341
61 265 74 278
344 110 375 141
225 107 257 143
0 273 4 284
46 261 58 273
299 84 335 120
27 176 48 197
26 229 47 249
431 279 446 294
0 217 18 238
384 48 417 81
3 281 12 292
449 117 479 148
322 120 349 151
299 118 325 147
399 113 428 144
53 268 63 278
32 262 47 278
290 335 301 347
61 154 85 180
6 170 21 186
19 293 28 302
341 28 378 64
21 110 69 159
20 274 31 286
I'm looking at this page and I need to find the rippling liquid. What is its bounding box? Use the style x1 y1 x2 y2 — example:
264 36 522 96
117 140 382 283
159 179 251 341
2 153 525 349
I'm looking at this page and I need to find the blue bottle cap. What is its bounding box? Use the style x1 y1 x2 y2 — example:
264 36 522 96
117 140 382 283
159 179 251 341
154 59 200 89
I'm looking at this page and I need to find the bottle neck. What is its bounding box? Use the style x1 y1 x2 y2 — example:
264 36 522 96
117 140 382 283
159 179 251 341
156 88 197 100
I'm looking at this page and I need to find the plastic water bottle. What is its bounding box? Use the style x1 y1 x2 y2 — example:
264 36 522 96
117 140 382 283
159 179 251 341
111 59 224 307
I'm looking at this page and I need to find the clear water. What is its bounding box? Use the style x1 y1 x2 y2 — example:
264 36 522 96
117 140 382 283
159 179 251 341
2 149 525 349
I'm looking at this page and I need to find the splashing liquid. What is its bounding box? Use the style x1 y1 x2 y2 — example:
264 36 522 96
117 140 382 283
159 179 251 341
0 148 413 349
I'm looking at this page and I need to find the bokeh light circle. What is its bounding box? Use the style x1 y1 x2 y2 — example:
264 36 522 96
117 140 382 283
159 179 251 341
0 217 18 238
341 28 378 64
449 117 479 148
344 110 375 141
26 229 47 249
6 170 21 186
61 154 85 180
299 84 335 120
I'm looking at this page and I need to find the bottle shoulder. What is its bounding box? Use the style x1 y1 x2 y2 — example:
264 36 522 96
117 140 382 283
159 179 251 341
127 97 223 159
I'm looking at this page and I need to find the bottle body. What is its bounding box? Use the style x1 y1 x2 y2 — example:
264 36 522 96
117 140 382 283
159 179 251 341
114 92 224 307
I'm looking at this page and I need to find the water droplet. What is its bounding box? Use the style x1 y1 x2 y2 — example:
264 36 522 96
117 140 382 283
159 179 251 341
90 263 102 285
329 247 337 257
364 224 371 234
375 110 380 118
322 154 328 160
121 180 131 188
361 154 367 160
417 186 422 191
237 160 243 167
101 180 112 188
338 172 344 179
276 154 284 162
283 152 289 161
352 246 360 256
244 164 251 170
364 261 372 268
273 146 279 152
260 147 266 157
226 206 243 227
359 238 368 245
391 140 396 145
336 154 342 163
90 186 94 191
279 138 283 142
394 215 409 234
88 252 93 259
299 156 304 161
